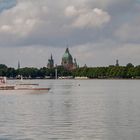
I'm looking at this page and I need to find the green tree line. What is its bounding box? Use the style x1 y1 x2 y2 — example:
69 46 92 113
0 63 139 79
0 64 72 79
73 64 140 79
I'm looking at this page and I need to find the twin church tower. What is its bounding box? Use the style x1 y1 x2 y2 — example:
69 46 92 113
47 48 78 70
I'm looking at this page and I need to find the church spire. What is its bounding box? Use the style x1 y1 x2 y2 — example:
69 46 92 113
18 61 20 69
66 47 69 53
51 54 53 60
116 59 119 66
47 54 54 68
65 43 70 53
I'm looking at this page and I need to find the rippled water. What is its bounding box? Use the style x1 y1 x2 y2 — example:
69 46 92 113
0 79 140 140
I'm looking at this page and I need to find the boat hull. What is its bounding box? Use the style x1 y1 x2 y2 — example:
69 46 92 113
0 88 50 94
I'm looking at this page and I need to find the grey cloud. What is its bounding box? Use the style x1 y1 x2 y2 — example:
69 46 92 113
0 0 139 67
115 20 140 43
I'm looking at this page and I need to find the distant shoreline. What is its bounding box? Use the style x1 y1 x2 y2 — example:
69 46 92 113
8 78 140 80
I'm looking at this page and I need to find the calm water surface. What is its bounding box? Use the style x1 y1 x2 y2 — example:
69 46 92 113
0 80 140 140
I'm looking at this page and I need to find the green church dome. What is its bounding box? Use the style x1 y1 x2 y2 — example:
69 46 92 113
62 48 73 61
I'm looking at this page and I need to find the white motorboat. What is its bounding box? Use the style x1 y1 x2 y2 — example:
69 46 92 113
0 77 50 93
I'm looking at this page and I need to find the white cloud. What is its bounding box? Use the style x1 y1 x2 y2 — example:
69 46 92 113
65 6 77 17
0 0 48 37
65 6 111 28
1 24 11 31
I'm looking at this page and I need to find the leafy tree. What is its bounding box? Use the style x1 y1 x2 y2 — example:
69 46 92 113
0 64 7 69
126 63 134 68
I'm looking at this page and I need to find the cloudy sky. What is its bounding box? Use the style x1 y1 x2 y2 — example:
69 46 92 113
0 0 139 68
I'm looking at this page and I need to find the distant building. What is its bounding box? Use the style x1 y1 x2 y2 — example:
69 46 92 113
47 54 54 68
83 64 87 68
61 48 78 70
116 59 119 66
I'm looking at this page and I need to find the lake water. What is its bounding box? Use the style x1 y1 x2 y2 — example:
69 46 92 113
0 79 140 140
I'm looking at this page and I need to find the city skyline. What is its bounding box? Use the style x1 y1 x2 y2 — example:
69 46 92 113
0 0 139 68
